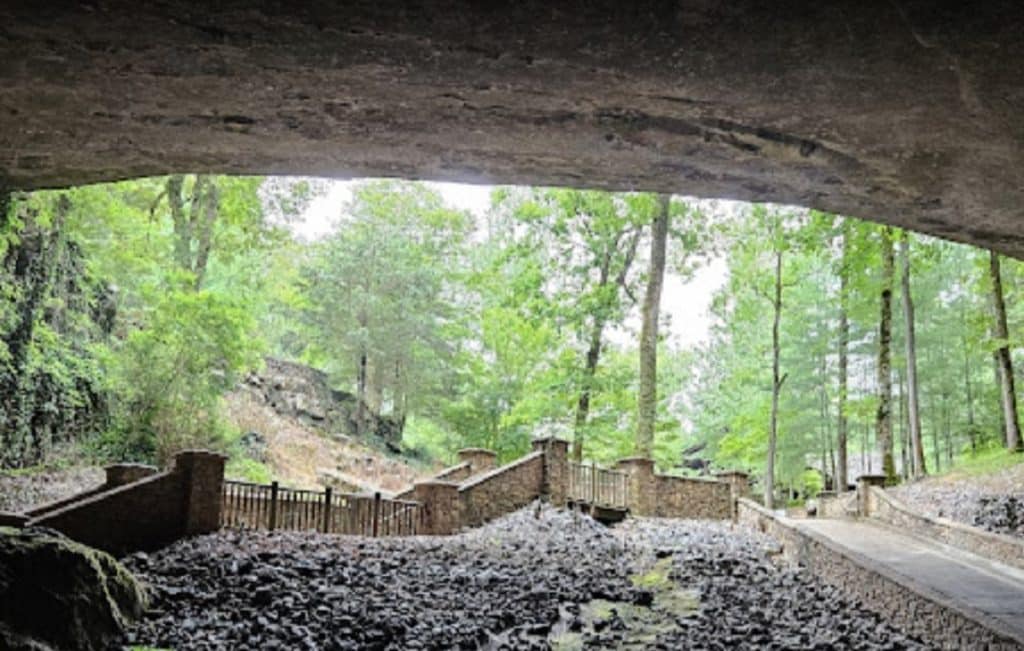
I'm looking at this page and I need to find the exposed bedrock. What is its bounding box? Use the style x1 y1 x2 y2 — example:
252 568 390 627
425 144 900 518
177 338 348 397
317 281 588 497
1 2 1022 254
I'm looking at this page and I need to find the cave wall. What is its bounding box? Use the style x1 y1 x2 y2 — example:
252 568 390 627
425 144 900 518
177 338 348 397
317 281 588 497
0 1 1022 254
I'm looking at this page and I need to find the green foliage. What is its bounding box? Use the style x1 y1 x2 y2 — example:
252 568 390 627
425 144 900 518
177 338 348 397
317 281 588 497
225 457 273 483
98 285 261 464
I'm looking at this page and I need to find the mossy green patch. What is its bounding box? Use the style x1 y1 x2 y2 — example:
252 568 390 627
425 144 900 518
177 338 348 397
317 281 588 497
551 556 701 649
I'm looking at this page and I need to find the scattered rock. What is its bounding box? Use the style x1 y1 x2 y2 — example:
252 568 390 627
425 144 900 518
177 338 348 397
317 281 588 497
122 505 933 650
0 527 146 651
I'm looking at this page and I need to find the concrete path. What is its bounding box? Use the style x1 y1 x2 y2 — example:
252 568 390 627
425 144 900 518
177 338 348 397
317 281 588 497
798 518 1024 641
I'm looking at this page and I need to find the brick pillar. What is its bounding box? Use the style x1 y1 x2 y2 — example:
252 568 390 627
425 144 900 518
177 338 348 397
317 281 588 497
457 448 497 475
413 481 461 535
716 470 750 521
175 450 227 535
532 437 569 507
856 474 887 517
615 457 656 516
105 463 159 488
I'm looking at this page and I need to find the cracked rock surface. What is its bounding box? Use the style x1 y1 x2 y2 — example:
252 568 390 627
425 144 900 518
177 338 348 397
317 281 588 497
121 505 932 650
1 2 1023 256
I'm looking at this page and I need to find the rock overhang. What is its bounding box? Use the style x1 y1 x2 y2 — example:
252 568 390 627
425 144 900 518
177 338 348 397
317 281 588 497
0 1 1022 254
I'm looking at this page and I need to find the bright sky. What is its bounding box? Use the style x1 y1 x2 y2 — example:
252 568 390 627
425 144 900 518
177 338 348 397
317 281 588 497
294 179 727 348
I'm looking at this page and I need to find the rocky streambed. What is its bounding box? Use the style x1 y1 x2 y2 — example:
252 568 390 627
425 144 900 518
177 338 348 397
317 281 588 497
122 505 932 650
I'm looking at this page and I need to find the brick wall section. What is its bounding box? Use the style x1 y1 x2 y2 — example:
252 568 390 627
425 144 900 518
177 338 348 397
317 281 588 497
24 463 159 519
458 451 545 529
817 491 857 518
869 486 1024 572
25 450 226 556
615 458 656 516
414 481 461 535
654 475 732 519
532 438 569 506
457 448 497 475
737 498 1024 649
616 457 732 519
392 462 472 500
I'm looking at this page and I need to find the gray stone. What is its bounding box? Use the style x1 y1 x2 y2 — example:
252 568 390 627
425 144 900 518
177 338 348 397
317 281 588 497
0 2 1023 255
0 527 147 651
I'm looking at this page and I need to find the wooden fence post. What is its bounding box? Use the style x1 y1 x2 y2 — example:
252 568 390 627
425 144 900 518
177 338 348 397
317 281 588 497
372 492 381 537
323 486 332 533
269 481 279 531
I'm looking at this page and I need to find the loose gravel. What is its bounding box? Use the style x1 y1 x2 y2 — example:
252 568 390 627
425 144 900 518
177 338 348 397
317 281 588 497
890 464 1024 539
121 505 933 650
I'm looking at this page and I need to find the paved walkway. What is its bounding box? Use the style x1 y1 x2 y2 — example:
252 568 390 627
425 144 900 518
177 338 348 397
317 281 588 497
797 518 1024 641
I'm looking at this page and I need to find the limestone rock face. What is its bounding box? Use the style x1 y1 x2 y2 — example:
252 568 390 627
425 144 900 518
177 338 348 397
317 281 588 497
0 527 147 651
243 357 402 444
0 2 1023 255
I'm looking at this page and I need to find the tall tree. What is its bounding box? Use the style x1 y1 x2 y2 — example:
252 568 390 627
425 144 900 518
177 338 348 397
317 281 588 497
989 250 1022 451
899 230 926 476
765 218 785 508
836 223 850 491
876 226 896 482
635 194 670 457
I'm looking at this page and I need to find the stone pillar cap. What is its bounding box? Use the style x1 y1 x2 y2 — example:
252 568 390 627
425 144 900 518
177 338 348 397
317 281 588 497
104 462 158 471
457 447 497 456
856 473 888 482
175 449 229 460
616 456 655 465
531 436 569 444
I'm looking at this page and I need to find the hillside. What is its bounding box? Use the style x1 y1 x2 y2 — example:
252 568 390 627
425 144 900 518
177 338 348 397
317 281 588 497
889 450 1024 538
224 390 428 493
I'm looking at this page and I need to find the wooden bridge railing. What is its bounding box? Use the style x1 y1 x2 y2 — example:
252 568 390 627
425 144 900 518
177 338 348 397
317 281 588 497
221 480 422 537
568 462 629 510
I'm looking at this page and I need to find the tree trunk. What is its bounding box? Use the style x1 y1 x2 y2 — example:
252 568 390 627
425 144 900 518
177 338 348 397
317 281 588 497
356 349 368 438
963 333 977 452
191 179 219 290
573 322 603 463
765 247 783 509
837 227 850 491
166 175 192 271
900 230 926 477
572 226 640 462
989 251 1022 451
636 194 670 457
877 227 896 483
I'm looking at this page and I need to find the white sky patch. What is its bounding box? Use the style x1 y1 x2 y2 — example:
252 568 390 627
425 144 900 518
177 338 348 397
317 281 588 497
293 178 727 347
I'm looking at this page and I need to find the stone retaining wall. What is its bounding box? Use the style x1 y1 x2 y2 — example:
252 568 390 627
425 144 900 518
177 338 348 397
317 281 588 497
23 451 226 556
654 475 732 519
615 458 734 519
737 498 1024 650
458 451 545 529
817 491 857 519
869 486 1024 572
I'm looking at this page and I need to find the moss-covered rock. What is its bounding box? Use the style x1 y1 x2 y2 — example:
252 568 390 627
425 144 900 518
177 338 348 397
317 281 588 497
0 527 147 650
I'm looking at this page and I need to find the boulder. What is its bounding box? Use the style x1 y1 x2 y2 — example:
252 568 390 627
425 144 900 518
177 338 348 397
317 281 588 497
0 527 147 651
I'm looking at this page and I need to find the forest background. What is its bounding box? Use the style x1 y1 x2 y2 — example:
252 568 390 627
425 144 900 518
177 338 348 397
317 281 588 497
2 176 1021 506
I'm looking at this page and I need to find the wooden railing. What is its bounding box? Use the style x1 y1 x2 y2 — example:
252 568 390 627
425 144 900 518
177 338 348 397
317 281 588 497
221 480 422 537
568 463 629 510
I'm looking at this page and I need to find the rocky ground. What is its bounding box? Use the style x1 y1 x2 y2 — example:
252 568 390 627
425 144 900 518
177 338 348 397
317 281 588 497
890 462 1024 538
0 464 103 513
121 505 932 650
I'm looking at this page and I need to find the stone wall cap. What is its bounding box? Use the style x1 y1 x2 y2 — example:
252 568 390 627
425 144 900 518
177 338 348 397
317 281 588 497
715 470 749 478
104 462 159 471
413 480 461 488
174 449 229 460
857 474 888 482
457 448 497 456
616 456 655 465
530 436 569 444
